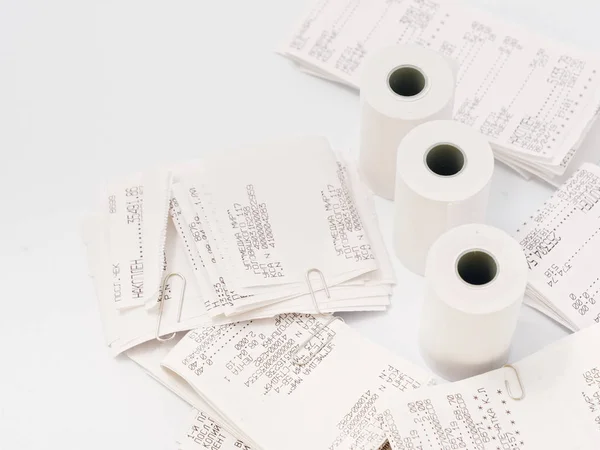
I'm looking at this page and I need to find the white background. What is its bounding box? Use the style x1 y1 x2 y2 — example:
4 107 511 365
1 0 599 448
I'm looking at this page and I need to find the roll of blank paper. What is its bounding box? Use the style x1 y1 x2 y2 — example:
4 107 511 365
420 224 528 381
359 44 455 200
394 119 494 275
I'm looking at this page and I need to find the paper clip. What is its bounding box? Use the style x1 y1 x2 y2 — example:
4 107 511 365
291 315 344 367
306 268 330 314
503 364 525 400
156 272 186 342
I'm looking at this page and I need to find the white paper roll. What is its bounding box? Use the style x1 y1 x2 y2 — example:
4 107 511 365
359 44 455 200
394 119 494 275
420 224 528 381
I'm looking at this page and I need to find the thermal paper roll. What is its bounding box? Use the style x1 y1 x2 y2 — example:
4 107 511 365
359 44 455 200
394 119 494 275
420 224 528 381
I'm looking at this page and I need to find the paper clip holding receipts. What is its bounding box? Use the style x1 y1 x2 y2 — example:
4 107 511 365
171 184 390 318
168 138 394 317
379 324 600 449
84 213 217 355
161 313 434 450
173 185 391 316
516 163 600 331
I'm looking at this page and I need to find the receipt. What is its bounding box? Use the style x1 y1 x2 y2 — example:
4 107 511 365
169 191 237 316
106 170 171 309
281 0 600 178
177 409 251 450
168 139 391 317
172 176 391 320
86 139 396 356
515 163 600 330
84 213 214 355
379 324 600 449
162 314 433 450
127 339 253 449
171 182 252 316
127 337 248 440
188 137 377 292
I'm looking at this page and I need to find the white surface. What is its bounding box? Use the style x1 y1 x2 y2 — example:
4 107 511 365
1 0 598 449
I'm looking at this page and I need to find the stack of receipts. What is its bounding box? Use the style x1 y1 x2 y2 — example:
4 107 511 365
378 322 600 449
170 137 395 318
83 137 395 355
126 337 253 449
159 313 434 450
279 0 600 185
83 171 224 355
126 314 426 449
515 162 600 331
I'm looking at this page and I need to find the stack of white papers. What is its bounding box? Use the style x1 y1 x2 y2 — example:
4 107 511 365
127 315 427 449
161 314 434 450
84 137 395 354
279 0 600 185
515 162 600 331
84 181 220 355
169 137 395 320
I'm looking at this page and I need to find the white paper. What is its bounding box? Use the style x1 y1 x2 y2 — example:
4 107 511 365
380 324 600 449
169 189 240 316
190 138 376 290
176 409 251 450
515 163 600 330
172 176 391 317
172 138 386 315
106 170 171 309
127 338 248 440
162 314 434 450
83 213 215 355
281 0 600 179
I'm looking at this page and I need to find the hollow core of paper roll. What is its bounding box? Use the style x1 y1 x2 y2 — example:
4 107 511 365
419 224 527 381
387 65 427 97
393 120 494 275
359 45 455 200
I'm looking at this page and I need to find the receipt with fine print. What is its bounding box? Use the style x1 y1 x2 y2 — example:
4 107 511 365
515 163 600 330
183 137 378 294
106 170 171 309
161 313 433 450
281 0 600 178
379 323 600 449
176 409 251 450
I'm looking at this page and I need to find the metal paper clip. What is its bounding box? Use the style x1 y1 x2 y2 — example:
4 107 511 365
503 364 525 400
291 315 344 367
156 272 186 342
306 268 330 314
